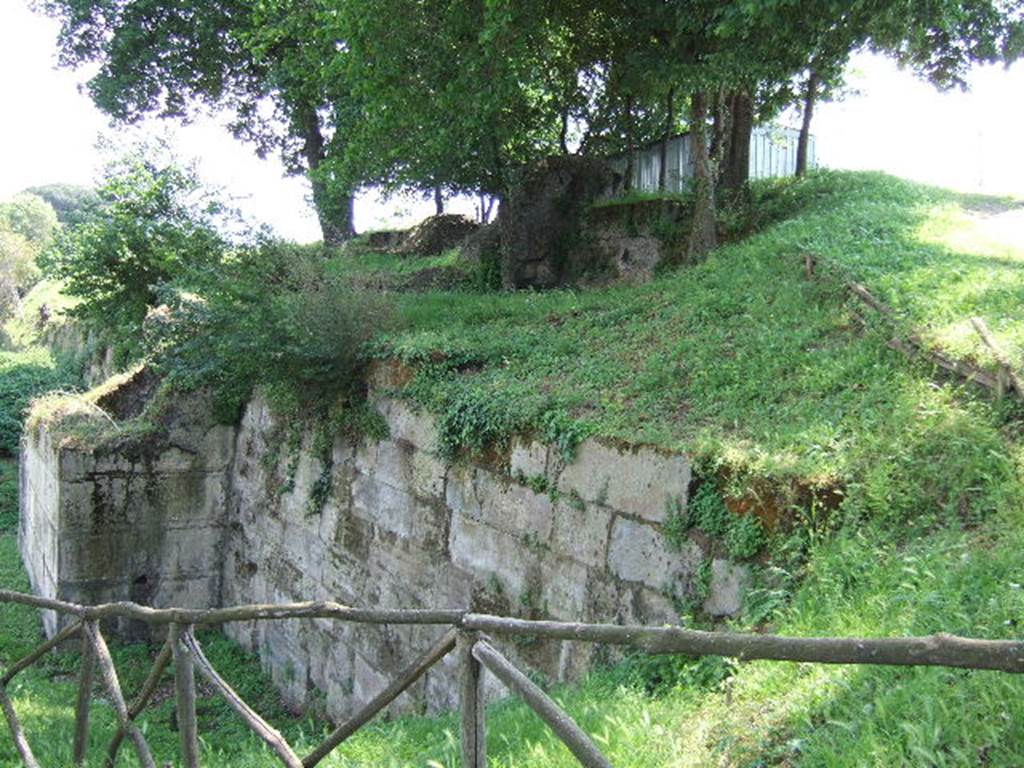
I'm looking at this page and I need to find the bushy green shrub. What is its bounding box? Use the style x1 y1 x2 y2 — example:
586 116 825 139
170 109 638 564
150 239 391 423
39 150 228 358
690 483 731 537
670 482 767 561
725 513 766 559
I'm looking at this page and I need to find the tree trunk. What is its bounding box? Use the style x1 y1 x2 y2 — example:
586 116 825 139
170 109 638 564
658 87 675 191
300 106 355 245
796 71 820 177
711 89 731 168
720 88 753 190
687 90 717 260
623 93 635 193
434 186 444 216
559 107 570 155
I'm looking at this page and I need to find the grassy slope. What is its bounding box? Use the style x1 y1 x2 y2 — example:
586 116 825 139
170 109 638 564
3 171 1024 766
370 172 1024 523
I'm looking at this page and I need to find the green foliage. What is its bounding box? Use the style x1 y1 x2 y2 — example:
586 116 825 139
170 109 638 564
39 149 228 357
725 513 766 560
0 461 17 532
0 193 58 248
43 0 357 241
431 385 534 461
0 192 59 320
151 239 391 426
603 651 735 697
474 246 503 292
23 184 101 226
0 348 77 455
690 483 731 537
373 172 1023 534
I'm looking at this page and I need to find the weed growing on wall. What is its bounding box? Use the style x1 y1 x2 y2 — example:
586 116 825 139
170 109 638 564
664 482 766 560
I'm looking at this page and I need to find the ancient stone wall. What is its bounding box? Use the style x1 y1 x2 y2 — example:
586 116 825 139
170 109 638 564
19 415 235 640
20 381 748 722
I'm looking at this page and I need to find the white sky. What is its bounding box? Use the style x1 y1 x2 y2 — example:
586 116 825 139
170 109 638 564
1 1 1023 243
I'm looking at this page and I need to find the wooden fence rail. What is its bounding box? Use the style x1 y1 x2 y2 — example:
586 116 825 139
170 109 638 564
0 590 1021 767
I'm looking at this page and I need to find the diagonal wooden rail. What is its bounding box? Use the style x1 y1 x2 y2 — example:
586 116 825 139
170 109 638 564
0 590 1022 767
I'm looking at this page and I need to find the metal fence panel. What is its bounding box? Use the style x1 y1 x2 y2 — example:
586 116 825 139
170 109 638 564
608 125 814 195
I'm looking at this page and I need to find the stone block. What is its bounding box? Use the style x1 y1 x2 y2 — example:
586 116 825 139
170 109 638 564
410 449 447 499
352 653 391 710
473 471 554 542
607 516 702 590
449 513 539 598
550 500 610 569
355 439 410 490
444 464 475 516
703 558 750 617
558 440 690 523
352 474 419 539
510 438 547 478
153 446 196 474
200 425 237 471
375 397 438 451
538 556 590 619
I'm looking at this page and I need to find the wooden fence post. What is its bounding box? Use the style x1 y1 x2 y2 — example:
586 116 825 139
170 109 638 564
472 640 612 768
104 638 173 768
84 621 157 768
72 631 96 765
458 632 486 768
171 624 201 768
0 685 40 768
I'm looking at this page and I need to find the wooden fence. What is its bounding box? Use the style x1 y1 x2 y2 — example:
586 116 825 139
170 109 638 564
1 589 1022 768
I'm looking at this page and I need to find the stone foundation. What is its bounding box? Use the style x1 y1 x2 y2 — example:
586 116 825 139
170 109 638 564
20 383 748 722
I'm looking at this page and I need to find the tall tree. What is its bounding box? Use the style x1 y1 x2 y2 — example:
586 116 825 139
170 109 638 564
41 0 357 243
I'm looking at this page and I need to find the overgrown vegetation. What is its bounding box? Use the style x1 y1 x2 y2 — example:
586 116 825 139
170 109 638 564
0 348 77 455
374 171 1023 533
151 239 391 424
5 169 1024 766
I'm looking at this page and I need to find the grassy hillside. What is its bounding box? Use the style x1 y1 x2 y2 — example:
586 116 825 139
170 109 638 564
368 172 1024 526
3 171 1024 766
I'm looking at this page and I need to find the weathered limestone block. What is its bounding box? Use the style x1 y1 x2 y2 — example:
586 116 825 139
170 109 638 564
510 438 548 478
607 516 703 591
703 558 751 617
375 397 438 451
557 439 691 523
355 439 411 490
447 465 554 542
449 513 541 599
550 500 611 569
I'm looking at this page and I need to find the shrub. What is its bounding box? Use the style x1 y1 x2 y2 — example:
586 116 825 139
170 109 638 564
690 483 731 537
150 239 391 423
39 149 228 358
725 513 766 560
